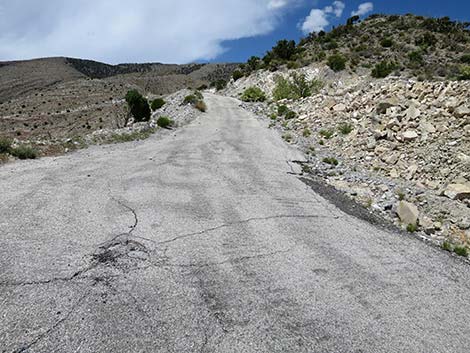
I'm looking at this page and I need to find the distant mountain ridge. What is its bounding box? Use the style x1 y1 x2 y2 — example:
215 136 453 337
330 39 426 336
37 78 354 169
0 57 238 103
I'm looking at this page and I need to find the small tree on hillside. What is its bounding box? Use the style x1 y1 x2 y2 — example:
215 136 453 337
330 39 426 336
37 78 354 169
125 90 151 122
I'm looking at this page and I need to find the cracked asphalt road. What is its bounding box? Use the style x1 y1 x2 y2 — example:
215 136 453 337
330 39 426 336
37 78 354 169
1 93 470 352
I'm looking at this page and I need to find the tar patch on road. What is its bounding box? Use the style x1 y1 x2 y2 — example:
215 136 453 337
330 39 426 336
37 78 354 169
299 176 397 232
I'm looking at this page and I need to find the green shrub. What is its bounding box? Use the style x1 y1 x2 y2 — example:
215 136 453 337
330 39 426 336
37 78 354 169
291 73 323 98
125 90 151 122
460 54 470 64
232 70 244 81
156 116 173 128
406 223 418 233
246 56 262 72
285 110 297 119
197 84 208 90
271 39 297 61
454 246 468 257
183 95 198 105
151 98 165 111
327 54 347 72
338 123 353 134
408 51 424 64
277 105 289 116
0 137 12 154
372 61 396 78
10 145 38 160
282 133 293 142
211 80 227 91
319 129 334 139
195 100 207 112
380 38 394 47
273 76 299 101
457 66 470 80
189 90 201 100
241 87 266 102
303 128 311 137
273 73 323 101
415 32 438 48
442 241 453 252
323 157 338 166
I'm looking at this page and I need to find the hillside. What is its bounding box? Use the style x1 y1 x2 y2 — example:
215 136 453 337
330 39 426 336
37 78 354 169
0 57 238 143
225 14 470 253
237 14 470 81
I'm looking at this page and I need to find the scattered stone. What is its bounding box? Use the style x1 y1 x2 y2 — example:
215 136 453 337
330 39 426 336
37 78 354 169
453 105 470 118
333 103 346 112
402 130 418 141
396 201 419 226
443 183 470 200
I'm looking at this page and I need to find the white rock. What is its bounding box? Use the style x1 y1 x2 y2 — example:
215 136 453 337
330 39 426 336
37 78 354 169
333 103 346 112
419 121 436 133
402 130 418 141
405 105 421 120
443 183 470 200
396 201 419 226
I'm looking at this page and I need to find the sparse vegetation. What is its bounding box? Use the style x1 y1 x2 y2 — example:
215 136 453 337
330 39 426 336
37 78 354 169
327 54 347 72
0 137 12 154
323 157 339 166
406 223 418 233
457 66 470 80
125 90 151 122
10 145 38 160
380 37 394 48
109 128 157 143
241 87 266 102
282 133 293 142
277 105 289 116
442 241 453 252
157 116 173 128
211 79 227 91
372 61 396 78
338 123 353 135
195 100 207 112
183 94 198 105
454 246 468 257
285 110 297 120
151 98 165 111
232 70 244 81
319 129 334 139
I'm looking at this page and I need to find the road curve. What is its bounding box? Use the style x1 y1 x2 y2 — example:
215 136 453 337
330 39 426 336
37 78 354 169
1 93 470 352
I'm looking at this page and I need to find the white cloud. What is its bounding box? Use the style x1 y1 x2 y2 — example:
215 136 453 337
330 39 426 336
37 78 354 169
301 9 330 34
0 0 298 64
300 1 345 34
351 2 374 16
324 1 345 18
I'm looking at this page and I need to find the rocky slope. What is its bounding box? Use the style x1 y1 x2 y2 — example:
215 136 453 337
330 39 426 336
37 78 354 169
224 63 470 254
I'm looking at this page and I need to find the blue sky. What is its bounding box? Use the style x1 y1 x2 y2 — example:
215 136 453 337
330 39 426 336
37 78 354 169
0 0 468 64
214 0 470 63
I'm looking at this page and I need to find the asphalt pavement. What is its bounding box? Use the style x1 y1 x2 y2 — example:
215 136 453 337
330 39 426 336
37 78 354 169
1 93 470 352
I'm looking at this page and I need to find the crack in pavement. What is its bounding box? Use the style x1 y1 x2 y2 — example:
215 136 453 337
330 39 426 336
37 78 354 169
0 196 144 288
156 214 338 246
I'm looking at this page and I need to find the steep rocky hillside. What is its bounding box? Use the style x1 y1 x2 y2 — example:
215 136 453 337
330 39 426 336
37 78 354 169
224 14 470 253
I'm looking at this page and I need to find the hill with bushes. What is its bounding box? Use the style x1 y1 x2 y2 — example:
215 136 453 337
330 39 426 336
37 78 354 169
236 14 470 81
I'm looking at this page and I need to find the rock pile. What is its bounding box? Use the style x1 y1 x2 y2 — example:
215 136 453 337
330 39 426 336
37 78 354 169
228 68 470 250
